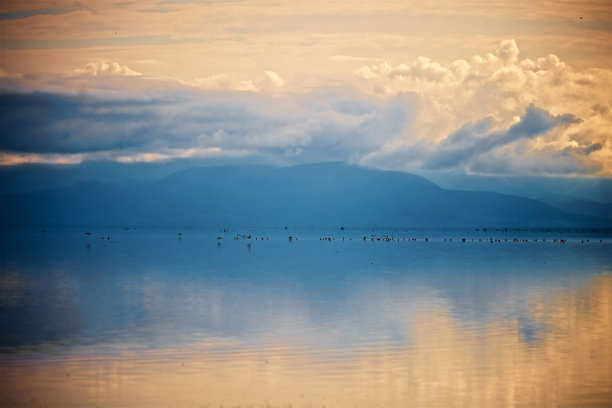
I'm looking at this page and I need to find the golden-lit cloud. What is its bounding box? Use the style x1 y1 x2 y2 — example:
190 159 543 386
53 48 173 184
354 40 612 175
190 70 285 92
114 147 251 163
74 61 142 77
0 152 84 165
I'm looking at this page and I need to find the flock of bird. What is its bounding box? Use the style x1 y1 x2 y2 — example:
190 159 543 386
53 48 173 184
84 231 111 240
77 229 605 245
74 228 606 246
210 232 604 245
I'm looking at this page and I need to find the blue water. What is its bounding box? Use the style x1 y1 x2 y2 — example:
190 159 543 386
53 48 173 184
0 227 610 407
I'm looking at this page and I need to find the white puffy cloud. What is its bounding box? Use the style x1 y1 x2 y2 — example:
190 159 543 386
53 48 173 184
353 39 612 176
192 74 257 92
262 70 285 87
74 61 142 77
191 71 286 92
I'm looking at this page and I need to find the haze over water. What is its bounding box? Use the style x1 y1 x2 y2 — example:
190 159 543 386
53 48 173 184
1 227 610 407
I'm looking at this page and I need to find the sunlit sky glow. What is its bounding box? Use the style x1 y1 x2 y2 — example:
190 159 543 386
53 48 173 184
0 0 610 176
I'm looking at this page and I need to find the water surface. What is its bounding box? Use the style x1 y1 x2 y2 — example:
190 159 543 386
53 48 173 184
0 227 610 407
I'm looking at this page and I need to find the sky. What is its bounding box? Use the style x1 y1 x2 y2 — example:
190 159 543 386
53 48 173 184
0 0 611 177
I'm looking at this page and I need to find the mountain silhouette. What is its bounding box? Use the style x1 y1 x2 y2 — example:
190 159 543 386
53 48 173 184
1 162 608 228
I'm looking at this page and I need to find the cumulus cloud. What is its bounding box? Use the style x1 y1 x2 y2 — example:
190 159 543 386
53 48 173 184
192 74 256 92
258 70 285 90
74 61 142 77
353 39 611 176
191 71 286 92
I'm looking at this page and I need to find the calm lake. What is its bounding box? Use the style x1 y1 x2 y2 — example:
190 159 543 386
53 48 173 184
0 227 610 407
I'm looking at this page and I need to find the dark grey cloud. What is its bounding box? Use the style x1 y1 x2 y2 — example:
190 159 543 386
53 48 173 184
0 93 167 153
0 89 415 164
0 8 71 20
423 104 579 170
358 104 590 176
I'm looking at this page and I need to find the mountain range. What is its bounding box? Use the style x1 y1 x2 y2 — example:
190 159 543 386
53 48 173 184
1 162 610 228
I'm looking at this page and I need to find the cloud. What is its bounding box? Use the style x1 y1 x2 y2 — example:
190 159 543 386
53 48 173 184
0 8 72 21
0 89 412 166
192 74 256 92
359 104 586 176
259 70 285 89
328 55 382 63
423 105 580 171
352 39 610 124
353 39 611 176
0 40 609 176
190 71 286 92
0 68 21 79
74 61 142 77
0 152 83 165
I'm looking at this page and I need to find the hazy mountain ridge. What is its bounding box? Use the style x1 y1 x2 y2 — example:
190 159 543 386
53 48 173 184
425 172 612 219
1 162 609 228
538 194 611 221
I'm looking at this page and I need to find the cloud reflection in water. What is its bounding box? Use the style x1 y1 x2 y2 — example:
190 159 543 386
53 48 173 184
1 272 610 407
